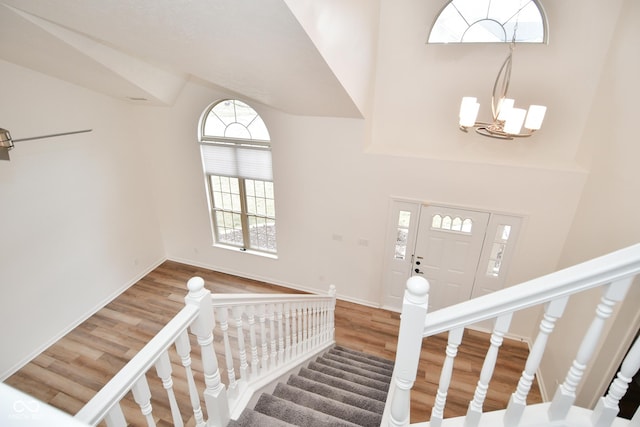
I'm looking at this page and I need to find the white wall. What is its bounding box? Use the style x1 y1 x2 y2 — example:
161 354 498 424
539 0 640 405
141 79 588 340
0 60 165 379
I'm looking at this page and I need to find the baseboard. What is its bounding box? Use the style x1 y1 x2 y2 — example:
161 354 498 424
167 256 382 310
0 256 166 381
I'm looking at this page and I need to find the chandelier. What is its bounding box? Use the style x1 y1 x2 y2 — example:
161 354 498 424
458 42 547 140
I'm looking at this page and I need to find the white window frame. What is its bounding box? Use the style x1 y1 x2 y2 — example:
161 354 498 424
198 100 277 257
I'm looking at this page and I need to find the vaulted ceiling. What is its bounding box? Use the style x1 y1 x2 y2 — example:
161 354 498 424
0 0 365 117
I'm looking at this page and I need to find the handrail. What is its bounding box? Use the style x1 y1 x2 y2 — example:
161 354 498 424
74 305 199 425
210 293 335 307
423 243 640 336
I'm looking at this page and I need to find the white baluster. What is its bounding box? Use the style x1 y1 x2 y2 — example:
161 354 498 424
185 277 229 427
284 302 292 361
549 278 633 421
276 303 285 365
268 303 277 369
329 285 336 342
155 351 184 427
104 403 127 427
505 297 568 426
389 276 429 427
592 334 640 427
246 305 259 378
232 305 249 381
319 299 327 344
465 313 513 427
312 302 318 348
302 304 309 353
257 304 269 372
430 327 464 427
291 303 298 359
296 303 304 356
131 376 156 427
216 306 238 397
175 330 205 427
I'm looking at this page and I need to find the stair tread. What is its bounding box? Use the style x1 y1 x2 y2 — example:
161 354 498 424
323 352 394 377
227 408 297 427
254 393 361 427
333 345 395 366
330 347 395 371
287 375 385 415
298 367 388 402
273 382 382 426
316 356 393 384
308 361 390 392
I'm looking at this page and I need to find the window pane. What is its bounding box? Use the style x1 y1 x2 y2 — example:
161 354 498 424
245 179 255 196
429 0 545 44
255 180 265 197
246 196 256 215
442 216 452 230
452 217 463 231
265 181 274 198
398 210 411 228
432 214 442 229
266 199 276 217
462 219 473 233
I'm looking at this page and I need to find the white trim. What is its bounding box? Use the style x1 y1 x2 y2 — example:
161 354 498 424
0 256 166 381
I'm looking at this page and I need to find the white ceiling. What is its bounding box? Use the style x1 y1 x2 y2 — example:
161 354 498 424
0 0 361 116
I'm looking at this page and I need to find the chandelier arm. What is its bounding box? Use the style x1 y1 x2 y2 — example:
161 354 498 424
491 47 514 121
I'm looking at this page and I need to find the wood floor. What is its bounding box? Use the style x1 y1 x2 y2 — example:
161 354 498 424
5 260 542 425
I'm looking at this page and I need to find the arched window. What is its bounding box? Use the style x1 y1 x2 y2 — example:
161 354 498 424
428 0 547 44
199 99 277 254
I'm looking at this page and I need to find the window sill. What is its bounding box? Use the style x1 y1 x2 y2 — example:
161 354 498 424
213 243 278 260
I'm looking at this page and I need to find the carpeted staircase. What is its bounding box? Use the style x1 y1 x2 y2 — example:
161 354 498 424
228 345 395 427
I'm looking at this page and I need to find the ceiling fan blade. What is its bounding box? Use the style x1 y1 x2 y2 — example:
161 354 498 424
12 129 92 143
0 128 92 161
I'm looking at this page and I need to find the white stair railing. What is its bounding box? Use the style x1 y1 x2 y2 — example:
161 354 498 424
74 277 337 426
387 243 640 427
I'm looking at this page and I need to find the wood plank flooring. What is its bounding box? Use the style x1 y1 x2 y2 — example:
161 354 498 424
5 260 541 425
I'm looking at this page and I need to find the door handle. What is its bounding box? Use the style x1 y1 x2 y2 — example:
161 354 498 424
414 268 423 274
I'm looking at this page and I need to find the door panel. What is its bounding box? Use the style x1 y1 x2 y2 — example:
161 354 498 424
381 200 421 309
382 200 522 313
413 206 490 312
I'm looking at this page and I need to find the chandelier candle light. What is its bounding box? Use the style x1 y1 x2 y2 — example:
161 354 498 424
459 43 546 140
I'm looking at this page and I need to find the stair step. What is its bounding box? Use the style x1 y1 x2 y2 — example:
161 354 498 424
330 347 395 371
287 375 386 415
333 345 395 367
298 367 388 402
308 361 390 392
272 383 382 426
316 356 393 384
227 408 297 427
323 352 394 377
254 393 360 427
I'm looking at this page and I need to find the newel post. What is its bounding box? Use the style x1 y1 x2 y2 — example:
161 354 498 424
185 277 229 427
389 276 430 427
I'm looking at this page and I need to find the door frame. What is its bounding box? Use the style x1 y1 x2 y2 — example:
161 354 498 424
381 198 527 312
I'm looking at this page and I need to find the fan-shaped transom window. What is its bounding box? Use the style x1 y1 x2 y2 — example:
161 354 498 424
428 0 547 44
199 100 277 255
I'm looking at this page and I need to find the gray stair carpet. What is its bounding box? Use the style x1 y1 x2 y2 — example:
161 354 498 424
228 346 395 427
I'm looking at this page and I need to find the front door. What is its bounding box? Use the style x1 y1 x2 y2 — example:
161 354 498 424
413 206 490 312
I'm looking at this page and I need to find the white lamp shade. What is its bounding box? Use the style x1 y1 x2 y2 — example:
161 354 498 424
459 97 477 116
459 98 480 127
524 105 547 130
497 98 514 120
504 108 527 134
